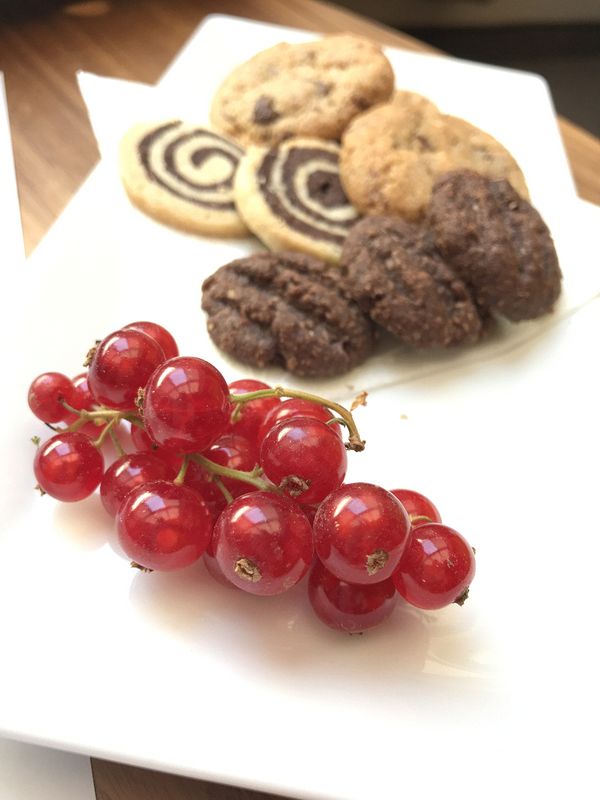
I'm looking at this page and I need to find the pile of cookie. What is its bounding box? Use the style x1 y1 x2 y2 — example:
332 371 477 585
119 33 562 378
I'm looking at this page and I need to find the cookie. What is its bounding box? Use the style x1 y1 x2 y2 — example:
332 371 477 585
234 138 361 263
426 170 561 321
340 216 483 348
201 252 374 377
119 120 248 237
442 116 529 199
340 91 454 221
210 34 394 147
339 91 528 220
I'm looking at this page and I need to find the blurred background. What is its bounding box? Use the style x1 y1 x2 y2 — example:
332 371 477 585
1 0 598 135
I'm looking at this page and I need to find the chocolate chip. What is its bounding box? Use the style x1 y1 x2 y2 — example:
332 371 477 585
253 95 280 125
314 80 332 96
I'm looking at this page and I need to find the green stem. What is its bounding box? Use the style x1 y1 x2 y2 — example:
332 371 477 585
173 456 191 486
93 416 120 449
190 454 278 494
109 426 126 457
214 477 234 504
227 386 365 451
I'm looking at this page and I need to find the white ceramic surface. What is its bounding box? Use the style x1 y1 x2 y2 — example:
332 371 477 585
1 16 598 800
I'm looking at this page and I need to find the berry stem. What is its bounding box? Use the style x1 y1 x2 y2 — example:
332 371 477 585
227 387 366 452
213 477 234 504
93 416 120 449
108 426 126 457
173 456 191 487
189 454 278 494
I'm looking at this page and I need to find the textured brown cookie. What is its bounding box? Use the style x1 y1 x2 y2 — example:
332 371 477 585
339 91 528 221
210 34 394 147
119 121 247 236
234 138 361 264
341 216 483 348
201 252 374 377
426 170 561 321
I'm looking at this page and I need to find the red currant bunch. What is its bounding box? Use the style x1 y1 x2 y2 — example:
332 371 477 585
27 320 476 634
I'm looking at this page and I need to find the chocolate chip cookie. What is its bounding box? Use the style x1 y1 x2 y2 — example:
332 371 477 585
426 170 562 321
119 121 248 236
201 252 374 377
210 34 394 147
234 138 361 264
340 216 483 348
340 91 528 221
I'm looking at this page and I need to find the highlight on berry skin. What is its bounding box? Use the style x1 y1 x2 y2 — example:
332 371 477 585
27 320 476 634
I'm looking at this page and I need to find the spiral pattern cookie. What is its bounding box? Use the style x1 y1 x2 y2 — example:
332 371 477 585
210 34 394 147
119 120 248 237
201 252 374 378
234 138 361 264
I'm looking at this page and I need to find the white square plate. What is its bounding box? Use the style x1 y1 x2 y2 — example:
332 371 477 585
1 16 598 800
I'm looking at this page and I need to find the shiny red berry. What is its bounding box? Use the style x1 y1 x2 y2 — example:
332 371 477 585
130 424 183 472
393 523 476 610
228 379 280 447
117 480 212 571
143 357 231 453
314 483 411 584
260 417 347 504
88 328 165 410
183 460 227 523
309 561 397 633
123 321 179 360
258 398 341 442
28 372 76 423
100 452 172 517
205 433 259 497
33 432 104 501
390 488 442 526
213 492 313 595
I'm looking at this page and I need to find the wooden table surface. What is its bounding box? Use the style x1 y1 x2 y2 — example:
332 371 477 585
1 1 599 798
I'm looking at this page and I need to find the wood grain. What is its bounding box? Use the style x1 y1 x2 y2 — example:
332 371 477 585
1 1 599 797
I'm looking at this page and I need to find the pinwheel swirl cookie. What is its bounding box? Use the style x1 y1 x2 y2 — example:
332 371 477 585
234 138 361 263
119 120 248 236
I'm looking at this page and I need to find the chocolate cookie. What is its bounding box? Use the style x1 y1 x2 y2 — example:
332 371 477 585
234 138 361 263
426 170 561 321
339 91 528 221
119 121 247 236
201 252 374 377
340 216 483 348
210 35 394 147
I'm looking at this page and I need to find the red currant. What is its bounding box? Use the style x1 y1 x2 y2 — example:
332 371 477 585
88 328 165 410
393 523 475 610
60 373 106 438
390 488 442 526
309 561 397 633
183 461 227 522
260 417 347 504
28 372 76 424
130 424 183 472
204 534 237 588
258 398 341 442
123 321 178 360
206 433 259 497
314 483 410 584
100 453 172 517
143 357 231 453
228 379 280 447
33 432 104 501
117 480 212 571
213 492 313 595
